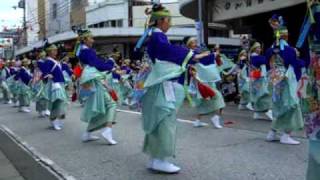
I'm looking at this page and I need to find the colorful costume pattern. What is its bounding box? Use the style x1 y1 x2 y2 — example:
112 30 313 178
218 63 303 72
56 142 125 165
250 54 272 112
266 45 304 132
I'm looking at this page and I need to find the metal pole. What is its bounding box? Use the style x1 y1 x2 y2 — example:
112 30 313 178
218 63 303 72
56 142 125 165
23 0 27 46
197 0 204 47
128 0 133 27
203 0 208 46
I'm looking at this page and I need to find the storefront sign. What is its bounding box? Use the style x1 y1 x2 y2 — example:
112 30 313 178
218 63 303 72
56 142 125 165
213 0 305 22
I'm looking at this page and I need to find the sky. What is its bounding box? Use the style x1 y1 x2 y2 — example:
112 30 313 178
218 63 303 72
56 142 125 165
0 0 24 29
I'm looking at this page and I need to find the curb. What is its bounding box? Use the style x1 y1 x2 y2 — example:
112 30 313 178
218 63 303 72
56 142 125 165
0 125 76 180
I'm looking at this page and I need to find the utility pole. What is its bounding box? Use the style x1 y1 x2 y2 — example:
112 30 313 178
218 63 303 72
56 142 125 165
203 0 208 46
128 0 133 27
18 0 27 46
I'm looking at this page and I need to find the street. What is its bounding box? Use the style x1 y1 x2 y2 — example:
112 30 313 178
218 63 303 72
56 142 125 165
0 102 308 180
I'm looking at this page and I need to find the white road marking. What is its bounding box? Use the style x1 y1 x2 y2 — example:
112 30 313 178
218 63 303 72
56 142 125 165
116 109 194 124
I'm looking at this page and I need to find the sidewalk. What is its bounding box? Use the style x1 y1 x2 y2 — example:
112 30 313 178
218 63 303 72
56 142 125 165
0 150 24 180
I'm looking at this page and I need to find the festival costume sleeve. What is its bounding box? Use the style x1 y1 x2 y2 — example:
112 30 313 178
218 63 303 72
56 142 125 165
112 72 121 80
20 68 32 85
121 66 132 74
199 54 215 65
37 61 45 73
251 55 267 68
283 46 298 68
80 49 114 71
14 70 20 81
148 32 196 65
62 63 73 76
41 60 53 79
294 59 306 80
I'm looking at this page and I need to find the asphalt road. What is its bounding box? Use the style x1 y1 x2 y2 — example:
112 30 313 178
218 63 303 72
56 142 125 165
0 102 308 180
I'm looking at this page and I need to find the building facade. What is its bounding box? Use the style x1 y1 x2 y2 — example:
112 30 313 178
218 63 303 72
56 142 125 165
25 0 40 45
16 0 199 58
132 2 194 28
46 0 71 36
86 0 129 28
70 0 88 29
179 0 307 47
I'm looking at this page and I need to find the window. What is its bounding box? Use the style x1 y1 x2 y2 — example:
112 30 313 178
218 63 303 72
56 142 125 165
104 21 109 27
117 20 123 27
52 3 57 19
111 20 116 27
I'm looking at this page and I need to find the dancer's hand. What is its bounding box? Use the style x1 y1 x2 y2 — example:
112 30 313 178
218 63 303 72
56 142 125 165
46 74 53 79
194 51 210 60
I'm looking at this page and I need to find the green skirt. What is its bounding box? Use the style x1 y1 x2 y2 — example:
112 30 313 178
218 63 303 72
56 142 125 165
0 81 10 101
250 77 272 112
271 79 304 132
307 139 320 180
119 80 132 102
81 81 117 132
142 82 185 159
48 82 68 119
49 99 66 119
17 82 32 106
48 82 67 103
36 98 49 112
238 73 250 105
32 81 49 101
193 82 226 115
8 80 19 96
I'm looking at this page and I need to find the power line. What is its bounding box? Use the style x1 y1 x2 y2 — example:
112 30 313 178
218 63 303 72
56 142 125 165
27 0 87 32
25 0 63 23
26 0 71 28
25 0 41 30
